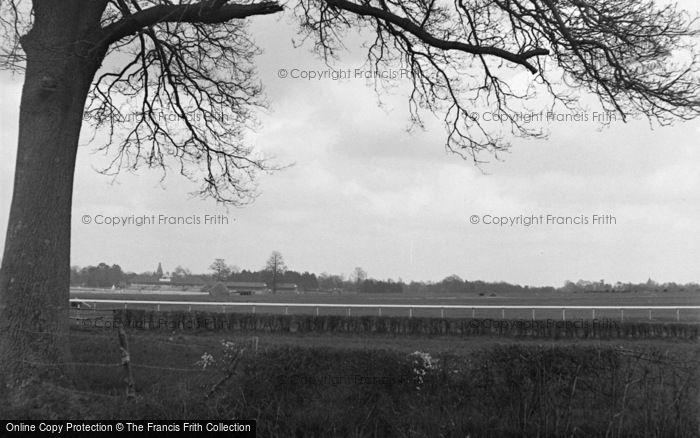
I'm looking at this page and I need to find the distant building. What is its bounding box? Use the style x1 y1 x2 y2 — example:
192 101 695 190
275 283 299 294
209 282 268 297
131 275 208 290
131 269 296 296
225 282 268 295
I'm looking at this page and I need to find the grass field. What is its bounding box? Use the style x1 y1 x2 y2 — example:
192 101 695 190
70 288 700 322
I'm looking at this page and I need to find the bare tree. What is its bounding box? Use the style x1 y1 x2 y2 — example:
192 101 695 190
351 266 367 291
172 265 192 278
264 251 287 294
209 258 231 281
0 0 698 394
0 0 283 393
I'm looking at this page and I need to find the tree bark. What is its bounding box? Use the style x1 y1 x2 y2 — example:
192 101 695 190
0 0 107 391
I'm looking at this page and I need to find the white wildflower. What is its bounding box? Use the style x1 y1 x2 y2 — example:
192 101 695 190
409 351 438 390
196 352 215 370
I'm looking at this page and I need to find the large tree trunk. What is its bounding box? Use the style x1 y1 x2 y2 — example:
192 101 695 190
0 0 107 392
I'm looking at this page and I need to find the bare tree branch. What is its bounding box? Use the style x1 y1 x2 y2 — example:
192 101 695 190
326 0 549 73
295 0 699 157
1 0 698 197
100 0 282 46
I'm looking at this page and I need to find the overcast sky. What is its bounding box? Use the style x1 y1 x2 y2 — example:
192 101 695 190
1 5 699 287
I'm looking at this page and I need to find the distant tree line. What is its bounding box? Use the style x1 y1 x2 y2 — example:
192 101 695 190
562 278 700 294
402 275 557 295
360 279 403 294
70 263 127 288
70 263 699 295
70 262 321 292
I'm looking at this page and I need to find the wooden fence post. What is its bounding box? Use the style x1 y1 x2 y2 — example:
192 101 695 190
118 327 136 400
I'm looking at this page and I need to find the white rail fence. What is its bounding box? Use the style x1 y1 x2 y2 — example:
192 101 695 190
70 299 700 322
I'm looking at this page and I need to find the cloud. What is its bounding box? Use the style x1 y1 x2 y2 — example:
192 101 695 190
1 11 699 286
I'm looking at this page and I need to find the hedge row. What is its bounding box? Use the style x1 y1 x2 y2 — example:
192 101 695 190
7 340 699 436
225 344 700 437
112 309 699 340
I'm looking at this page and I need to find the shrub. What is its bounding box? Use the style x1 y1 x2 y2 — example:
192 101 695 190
209 282 229 299
203 344 700 437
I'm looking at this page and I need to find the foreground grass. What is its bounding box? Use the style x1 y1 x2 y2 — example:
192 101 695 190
3 327 699 437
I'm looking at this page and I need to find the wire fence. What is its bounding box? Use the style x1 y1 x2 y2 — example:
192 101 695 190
0 327 253 375
0 324 267 408
3 332 230 402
